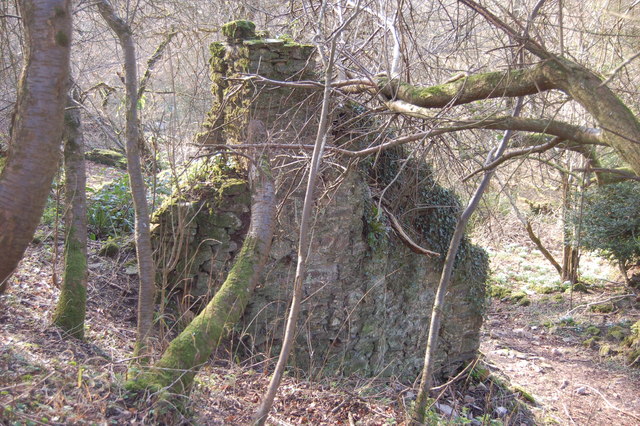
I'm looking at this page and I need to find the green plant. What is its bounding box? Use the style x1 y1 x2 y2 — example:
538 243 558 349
86 173 171 240
86 175 134 239
575 181 640 271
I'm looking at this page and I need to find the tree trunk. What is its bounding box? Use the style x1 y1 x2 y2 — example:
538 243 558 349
127 153 276 395
52 95 88 339
0 0 71 292
561 171 580 284
96 0 156 358
411 98 523 425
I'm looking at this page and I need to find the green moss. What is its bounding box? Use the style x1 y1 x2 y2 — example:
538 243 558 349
510 291 527 301
218 179 248 197
583 337 599 348
627 348 640 365
512 385 536 404
130 236 261 393
209 42 226 58
607 326 627 341
55 31 69 47
572 282 589 293
85 148 127 170
589 303 613 313
585 325 601 336
517 297 531 306
99 239 120 257
52 229 87 339
489 285 512 299
221 20 256 42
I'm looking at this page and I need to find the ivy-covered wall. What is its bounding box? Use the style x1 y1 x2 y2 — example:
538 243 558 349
154 21 488 382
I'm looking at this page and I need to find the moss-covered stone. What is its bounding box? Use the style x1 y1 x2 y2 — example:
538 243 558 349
583 337 599 348
221 20 256 42
85 148 127 170
585 325 601 336
589 303 613 313
607 325 627 341
99 239 120 257
572 282 589 293
517 297 532 306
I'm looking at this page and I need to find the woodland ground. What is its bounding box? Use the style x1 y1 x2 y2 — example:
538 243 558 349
0 162 638 425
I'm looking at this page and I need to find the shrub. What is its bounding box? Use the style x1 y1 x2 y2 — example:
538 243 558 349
575 181 640 269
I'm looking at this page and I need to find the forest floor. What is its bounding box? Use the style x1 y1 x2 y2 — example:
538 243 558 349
0 162 639 425
480 243 640 425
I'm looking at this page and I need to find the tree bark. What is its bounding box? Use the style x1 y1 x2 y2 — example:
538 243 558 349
0 0 71 292
127 152 276 395
52 95 88 339
96 0 156 358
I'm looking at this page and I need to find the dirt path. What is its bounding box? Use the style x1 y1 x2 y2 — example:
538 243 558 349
481 300 640 425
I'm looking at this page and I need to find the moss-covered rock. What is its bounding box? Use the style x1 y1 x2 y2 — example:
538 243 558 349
159 25 489 383
221 20 256 42
99 239 120 257
585 325 601 336
589 303 614 313
85 148 127 170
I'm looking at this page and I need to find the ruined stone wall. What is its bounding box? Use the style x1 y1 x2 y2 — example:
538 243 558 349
198 20 318 147
154 21 488 382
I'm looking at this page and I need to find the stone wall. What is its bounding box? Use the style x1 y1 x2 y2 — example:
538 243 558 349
154 21 488 382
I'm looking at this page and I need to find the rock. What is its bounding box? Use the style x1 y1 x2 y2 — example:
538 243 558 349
124 264 138 275
154 26 490 382
435 402 455 417
494 406 508 417
575 386 590 395
99 240 120 257
85 148 127 170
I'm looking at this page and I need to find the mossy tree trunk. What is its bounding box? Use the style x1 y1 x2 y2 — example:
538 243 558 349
52 94 88 339
0 0 71 292
96 0 156 359
128 150 276 395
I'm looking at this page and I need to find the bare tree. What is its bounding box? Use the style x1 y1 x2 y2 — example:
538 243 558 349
0 0 71 292
96 0 155 358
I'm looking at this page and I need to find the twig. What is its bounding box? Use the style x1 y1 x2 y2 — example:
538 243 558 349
600 50 640 87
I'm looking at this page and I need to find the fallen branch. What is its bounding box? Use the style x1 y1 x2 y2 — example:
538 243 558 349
564 294 635 316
